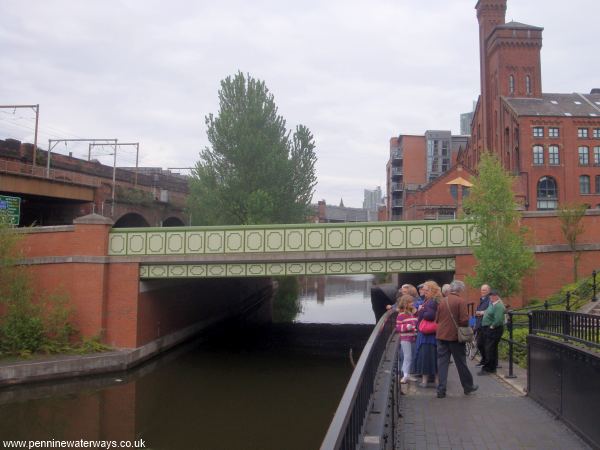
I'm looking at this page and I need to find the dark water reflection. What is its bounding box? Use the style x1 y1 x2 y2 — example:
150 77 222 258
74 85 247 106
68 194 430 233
0 276 374 449
295 275 376 324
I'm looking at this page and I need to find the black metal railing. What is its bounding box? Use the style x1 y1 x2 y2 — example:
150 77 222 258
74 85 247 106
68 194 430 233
530 310 600 350
502 311 530 378
320 310 396 450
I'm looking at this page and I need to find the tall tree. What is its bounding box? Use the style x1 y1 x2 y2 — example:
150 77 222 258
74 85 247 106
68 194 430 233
557 202 587 282
463 152 535 298
188 72 317 225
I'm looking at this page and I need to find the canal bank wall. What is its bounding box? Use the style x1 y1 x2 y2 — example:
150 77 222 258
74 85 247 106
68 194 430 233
12 214 274 349
0 278 274 387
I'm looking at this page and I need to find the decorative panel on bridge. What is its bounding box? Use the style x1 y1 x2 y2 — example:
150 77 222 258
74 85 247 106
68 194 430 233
108 220 476 256
138 257 457 279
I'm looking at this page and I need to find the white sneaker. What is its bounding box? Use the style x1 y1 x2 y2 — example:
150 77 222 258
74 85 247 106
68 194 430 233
400 376 409 384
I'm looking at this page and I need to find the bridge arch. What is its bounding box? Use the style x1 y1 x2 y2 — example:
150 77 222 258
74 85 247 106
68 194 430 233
162 216 185 227
113 212 150 228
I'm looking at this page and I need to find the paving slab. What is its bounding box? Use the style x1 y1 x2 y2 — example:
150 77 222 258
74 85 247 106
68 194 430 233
396 360 591 450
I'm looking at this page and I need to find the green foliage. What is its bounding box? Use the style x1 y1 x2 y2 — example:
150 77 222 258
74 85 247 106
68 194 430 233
499 327 528 368
0 216 106 358
557 202 587 281
115 186 154 206
75 335 112 354
272 276 302 322
188 72 317 225
463 153 535 297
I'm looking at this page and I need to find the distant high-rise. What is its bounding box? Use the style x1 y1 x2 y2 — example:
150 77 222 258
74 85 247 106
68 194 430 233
460 112 473 135
460 101 477 135
363 186 382 211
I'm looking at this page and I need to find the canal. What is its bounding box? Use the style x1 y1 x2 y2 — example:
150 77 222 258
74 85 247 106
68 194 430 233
0 275 377 449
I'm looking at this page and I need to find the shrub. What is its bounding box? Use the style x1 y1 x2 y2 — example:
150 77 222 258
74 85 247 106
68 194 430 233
272 276 301 322
499 327 528 368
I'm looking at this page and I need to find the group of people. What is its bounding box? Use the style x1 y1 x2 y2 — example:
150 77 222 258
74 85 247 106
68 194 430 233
393 279 506 399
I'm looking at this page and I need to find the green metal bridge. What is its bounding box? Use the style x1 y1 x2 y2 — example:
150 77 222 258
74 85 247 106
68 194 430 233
108 219 477 279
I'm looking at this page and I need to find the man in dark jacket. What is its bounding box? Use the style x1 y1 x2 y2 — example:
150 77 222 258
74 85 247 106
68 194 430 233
435 279 478 398
475 284 491 366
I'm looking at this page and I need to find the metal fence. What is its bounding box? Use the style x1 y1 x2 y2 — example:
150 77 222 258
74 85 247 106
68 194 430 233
530 310 600 350
320 310 396 450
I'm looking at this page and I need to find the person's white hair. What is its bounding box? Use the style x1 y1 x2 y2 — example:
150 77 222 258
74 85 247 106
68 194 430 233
450 279 466 293
441 284 451 296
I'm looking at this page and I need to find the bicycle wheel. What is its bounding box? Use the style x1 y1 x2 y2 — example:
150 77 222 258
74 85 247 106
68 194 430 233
467 341 479 360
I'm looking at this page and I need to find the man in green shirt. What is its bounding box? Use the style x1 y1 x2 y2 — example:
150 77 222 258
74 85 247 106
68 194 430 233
478 289 506 375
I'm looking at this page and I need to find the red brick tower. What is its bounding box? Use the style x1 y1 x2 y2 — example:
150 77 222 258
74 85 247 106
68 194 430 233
475 0 507 152
475 0 544 163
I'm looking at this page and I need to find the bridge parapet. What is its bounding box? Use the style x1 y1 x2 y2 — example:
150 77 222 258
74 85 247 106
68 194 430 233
108 220 478 279
109 220 478 256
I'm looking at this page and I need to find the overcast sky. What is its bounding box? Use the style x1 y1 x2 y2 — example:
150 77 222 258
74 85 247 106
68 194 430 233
1 0 599 207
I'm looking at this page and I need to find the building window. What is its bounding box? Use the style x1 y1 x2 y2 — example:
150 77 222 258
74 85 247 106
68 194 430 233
533 145 544 165
548 127 559 138
509 75 515 94
578 128 589 138
548 145 559 165
533 127 544 137
593 128 600 138
580 175 590 194
579 146 589 165
596 175 600 194
537 176 558 210
526 75 531 95
594 146 600 166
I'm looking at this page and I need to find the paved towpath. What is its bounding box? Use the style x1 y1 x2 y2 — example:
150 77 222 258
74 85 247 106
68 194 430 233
396 360 590 450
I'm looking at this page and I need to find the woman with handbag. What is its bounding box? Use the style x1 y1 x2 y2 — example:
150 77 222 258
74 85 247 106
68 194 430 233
414 280 441 387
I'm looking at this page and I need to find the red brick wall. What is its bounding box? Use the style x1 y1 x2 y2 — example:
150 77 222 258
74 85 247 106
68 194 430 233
402 135 427 186
26 263 107 339
455 212 600 307
20 224 110 258
105 263 140 348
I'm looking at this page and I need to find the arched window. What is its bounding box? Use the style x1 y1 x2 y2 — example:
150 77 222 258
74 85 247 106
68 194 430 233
526 75 531 95
532 145 544 165
537 176 557 210
580 175 590 194
509 75 515 94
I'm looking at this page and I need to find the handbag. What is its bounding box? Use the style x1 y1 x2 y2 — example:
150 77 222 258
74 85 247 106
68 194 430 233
444 297 474 343
418 319 438 335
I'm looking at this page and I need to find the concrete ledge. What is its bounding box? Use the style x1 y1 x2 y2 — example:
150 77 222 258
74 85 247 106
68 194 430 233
0 313 229 387
73 213 114 225
522 209 600 218
14 225 75 234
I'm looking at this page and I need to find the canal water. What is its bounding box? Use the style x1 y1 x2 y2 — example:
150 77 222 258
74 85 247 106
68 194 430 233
0 275 377 449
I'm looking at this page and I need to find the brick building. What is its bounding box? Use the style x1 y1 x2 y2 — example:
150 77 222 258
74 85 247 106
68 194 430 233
458 0 600 210
386 132 468 220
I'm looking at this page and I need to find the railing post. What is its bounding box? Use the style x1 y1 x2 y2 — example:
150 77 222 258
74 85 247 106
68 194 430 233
593 270 598 302
563 311 570 342
528 311 534 335
506 311 516 379
566 291 571 311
